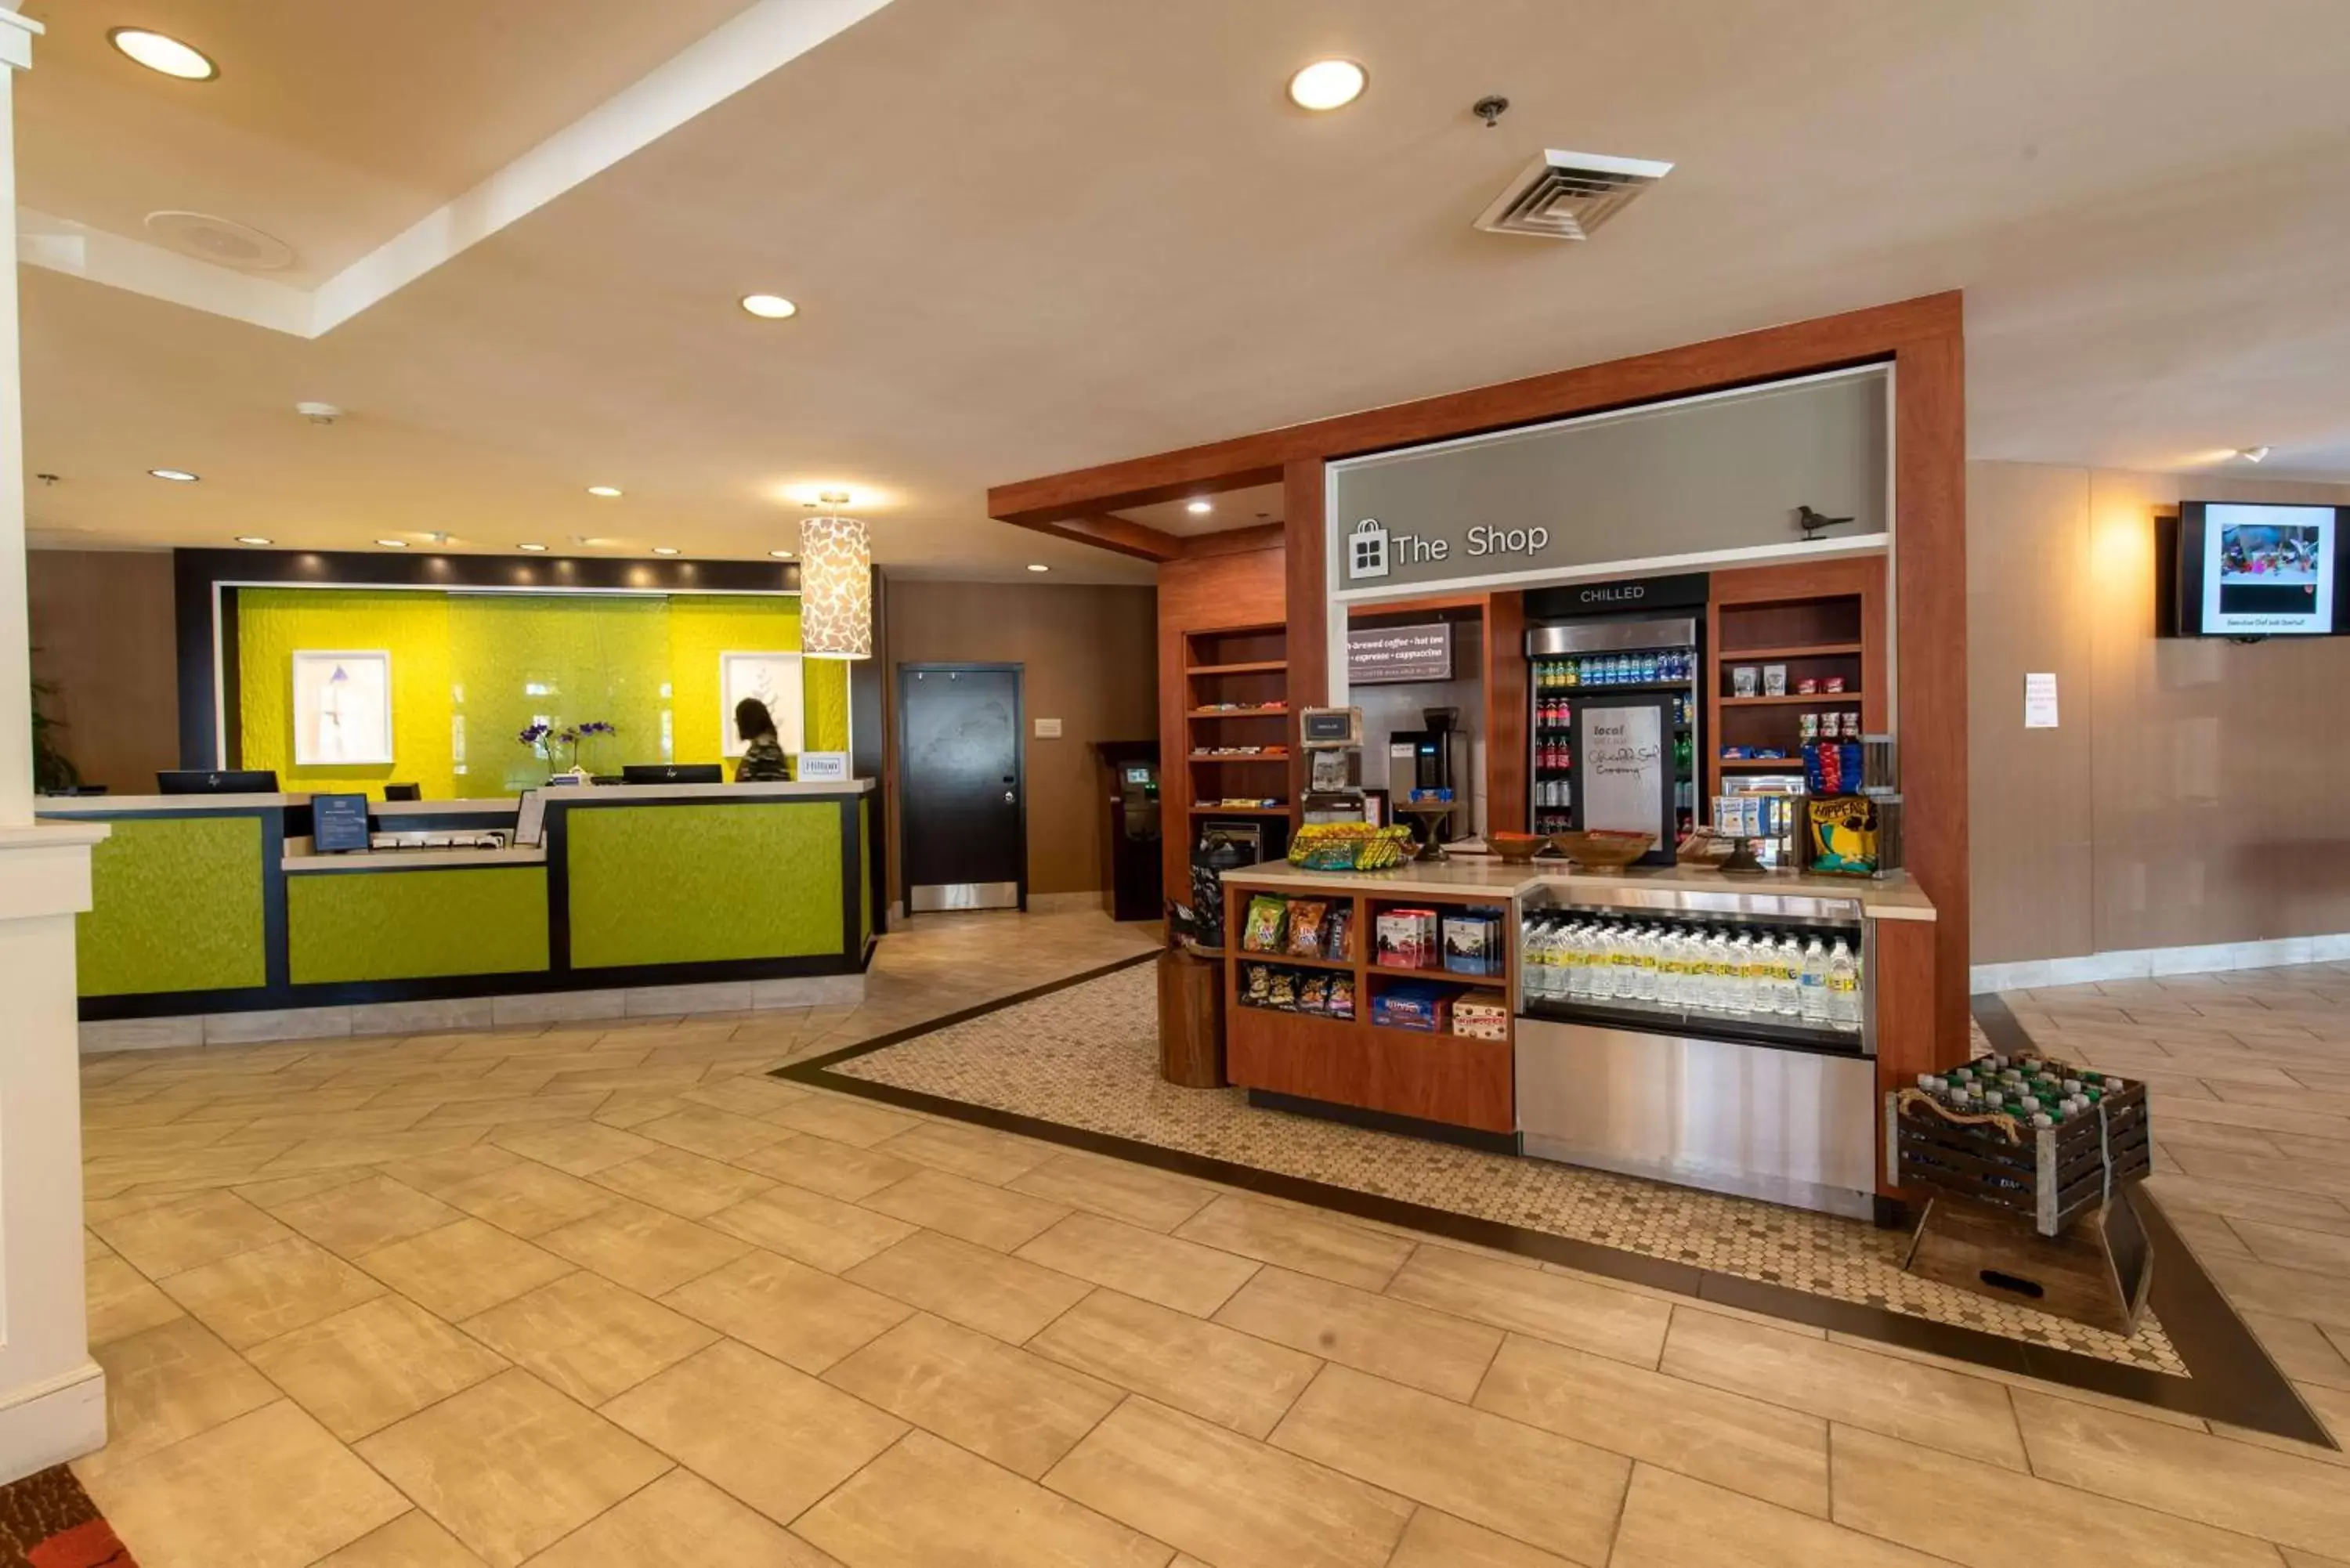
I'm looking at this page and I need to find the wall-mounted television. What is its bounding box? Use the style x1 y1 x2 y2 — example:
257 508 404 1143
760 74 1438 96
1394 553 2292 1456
2174 500 2346 638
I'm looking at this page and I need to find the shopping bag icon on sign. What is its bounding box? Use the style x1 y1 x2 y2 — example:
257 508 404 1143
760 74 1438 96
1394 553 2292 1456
1349 518 1390 580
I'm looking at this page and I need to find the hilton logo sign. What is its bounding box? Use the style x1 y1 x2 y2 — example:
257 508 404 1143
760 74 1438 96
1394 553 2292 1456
1346 518 1553 581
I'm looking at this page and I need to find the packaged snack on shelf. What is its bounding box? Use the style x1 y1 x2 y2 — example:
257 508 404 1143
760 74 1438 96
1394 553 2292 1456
1375 909 1438 970
1441 909 1506 977
1267 969 1298 1009
1808 795 1881 874
1327 974 1356 1019
1240 895 1288 954
1372 981 1452 1031
1298 974 1330 1013
1285 899 1330 957
1452 1000 1510 1040
1325 905 1354 962
1243 965 1273 1006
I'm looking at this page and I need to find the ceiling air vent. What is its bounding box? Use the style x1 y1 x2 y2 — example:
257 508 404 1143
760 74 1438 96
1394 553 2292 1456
1473 150 1672 240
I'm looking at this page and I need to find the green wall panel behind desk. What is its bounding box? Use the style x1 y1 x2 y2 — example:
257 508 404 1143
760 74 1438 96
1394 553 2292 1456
566 802 844 968
289 867 550 985
78 816 269 996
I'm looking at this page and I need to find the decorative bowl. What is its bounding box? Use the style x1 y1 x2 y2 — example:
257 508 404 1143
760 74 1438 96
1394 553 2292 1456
1547 829 1655 869
1488 832 1545 863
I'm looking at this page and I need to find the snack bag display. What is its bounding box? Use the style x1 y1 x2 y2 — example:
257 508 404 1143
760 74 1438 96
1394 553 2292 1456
1267 970 1298 1009
1240 895 1288 954
1244 965 1273 1006
1285 899 1330 957
1808 795 1881 874
1325 905 1354 962
1328 975 1356 1019
1298 975 1331 1014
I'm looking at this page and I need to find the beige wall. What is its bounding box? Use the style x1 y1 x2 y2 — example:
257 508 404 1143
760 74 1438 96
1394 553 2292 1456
882 578 1157 899
27 548 179 794
1969 461 2350 963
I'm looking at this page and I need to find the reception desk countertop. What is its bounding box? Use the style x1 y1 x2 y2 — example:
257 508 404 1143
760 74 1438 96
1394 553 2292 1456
282 847 549 874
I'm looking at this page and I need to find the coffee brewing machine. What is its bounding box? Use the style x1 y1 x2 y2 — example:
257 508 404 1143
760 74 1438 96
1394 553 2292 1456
1300 706 1368 824
1387 706 1470 842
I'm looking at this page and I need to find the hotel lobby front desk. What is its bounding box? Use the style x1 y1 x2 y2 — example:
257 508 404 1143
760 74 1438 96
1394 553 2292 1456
1220 858 1938 1222
42 780 878 1046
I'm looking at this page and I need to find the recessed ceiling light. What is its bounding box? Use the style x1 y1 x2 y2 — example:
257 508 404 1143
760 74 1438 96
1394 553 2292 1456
517 543 548 552
148 468 199 482
109 27 218 81
586 485 623 497
375 538 408 549
652 546 680 556
1288 59 1367 111
233 536 271 546
740 294 798 320
1185 499 1213 515
768 548 796 559
2238 446 2272 464
1027 563 1051 573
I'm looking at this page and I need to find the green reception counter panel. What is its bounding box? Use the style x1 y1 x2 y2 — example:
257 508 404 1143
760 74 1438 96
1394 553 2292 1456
41 781 878 1020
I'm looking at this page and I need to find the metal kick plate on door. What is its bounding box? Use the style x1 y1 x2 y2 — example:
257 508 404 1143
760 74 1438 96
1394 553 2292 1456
909 882 1021 912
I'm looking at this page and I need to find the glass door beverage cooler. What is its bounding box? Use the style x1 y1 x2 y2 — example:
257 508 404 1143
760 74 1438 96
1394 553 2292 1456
1527 616 1701 840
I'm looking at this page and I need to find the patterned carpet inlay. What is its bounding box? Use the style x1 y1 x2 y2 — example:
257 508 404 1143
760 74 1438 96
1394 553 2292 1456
0 1465 136 1568
831 962 2187 1375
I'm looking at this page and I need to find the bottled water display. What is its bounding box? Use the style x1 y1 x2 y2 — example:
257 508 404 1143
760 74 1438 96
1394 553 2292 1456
1521 913 1862 1035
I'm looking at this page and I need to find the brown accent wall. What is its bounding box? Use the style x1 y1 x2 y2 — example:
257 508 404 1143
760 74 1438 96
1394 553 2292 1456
882 578 1158 901
1969 461 2350 964
27 549 180 795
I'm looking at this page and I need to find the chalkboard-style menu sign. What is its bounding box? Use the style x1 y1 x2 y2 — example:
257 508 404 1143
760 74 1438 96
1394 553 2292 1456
1347 623 1453 685
1572 692 1677 866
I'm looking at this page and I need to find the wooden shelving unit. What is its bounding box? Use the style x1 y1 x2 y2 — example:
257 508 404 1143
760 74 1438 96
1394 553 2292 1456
1222 880 1514 1134
1705 559 1887 809
1184 627 1295 836
1720 692 1863 708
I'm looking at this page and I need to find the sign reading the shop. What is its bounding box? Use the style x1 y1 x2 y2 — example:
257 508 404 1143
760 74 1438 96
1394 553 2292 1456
1578 703 1665 840
1329 368 1889 598
1346 623 1453 685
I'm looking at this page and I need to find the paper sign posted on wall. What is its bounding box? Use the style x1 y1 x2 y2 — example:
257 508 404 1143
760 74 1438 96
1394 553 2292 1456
2024 673 2059 728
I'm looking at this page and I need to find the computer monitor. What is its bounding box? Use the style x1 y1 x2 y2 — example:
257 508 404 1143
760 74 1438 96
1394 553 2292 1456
157 769 280 796
622 764 724 785
383 782 421 802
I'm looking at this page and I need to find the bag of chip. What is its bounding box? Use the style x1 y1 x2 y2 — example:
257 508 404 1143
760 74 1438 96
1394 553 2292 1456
1807 795 1879 875
1244 964 1273 1005
1240 895 1287 954
1298 975 1330 1014
1326 974 1355 1020
1267 969 1298 1010
1285 899 1329 957
1325 905 1354 962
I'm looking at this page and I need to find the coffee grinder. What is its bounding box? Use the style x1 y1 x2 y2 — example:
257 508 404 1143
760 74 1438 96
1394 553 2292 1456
1299 706 1368 823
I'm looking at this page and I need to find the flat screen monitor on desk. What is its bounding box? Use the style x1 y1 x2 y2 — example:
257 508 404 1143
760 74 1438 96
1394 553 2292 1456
157 769 280 795
622 764 724 785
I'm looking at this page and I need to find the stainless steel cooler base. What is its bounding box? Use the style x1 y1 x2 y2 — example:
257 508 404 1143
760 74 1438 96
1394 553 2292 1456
1515 1017 1878 1221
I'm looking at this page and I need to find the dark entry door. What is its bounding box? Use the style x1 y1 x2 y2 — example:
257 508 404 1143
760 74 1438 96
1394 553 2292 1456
898 663 1025 912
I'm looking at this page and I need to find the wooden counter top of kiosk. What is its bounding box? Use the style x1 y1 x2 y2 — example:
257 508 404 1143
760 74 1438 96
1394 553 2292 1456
1222 858 1936 919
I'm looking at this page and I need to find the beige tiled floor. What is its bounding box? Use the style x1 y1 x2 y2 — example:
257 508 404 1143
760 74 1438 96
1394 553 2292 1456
67 914 2350 1566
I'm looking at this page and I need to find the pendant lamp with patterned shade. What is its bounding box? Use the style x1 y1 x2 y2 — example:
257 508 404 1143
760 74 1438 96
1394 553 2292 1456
798 508 872 659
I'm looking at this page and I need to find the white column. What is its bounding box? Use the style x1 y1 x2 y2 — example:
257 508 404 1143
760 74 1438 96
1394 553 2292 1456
0 6 110 1483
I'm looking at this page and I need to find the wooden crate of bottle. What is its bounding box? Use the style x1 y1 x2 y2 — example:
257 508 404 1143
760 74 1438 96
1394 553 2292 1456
1885 1068 2150 1238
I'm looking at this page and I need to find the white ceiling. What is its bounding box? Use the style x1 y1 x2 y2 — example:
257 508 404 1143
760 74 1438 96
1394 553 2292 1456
1115 483 1287 538
23 0 2350 580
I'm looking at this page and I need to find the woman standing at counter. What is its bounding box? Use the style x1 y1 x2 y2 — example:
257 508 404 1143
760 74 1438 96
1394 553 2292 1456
734 697 791 782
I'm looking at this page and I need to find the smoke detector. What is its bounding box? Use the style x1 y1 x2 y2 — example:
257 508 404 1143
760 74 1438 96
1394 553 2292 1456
143 211 296 272
1473 150 1672 240
296 402 342 425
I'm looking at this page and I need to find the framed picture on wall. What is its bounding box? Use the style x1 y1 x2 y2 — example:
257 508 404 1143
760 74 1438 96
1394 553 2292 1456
720 651 805 757
291 650 394 765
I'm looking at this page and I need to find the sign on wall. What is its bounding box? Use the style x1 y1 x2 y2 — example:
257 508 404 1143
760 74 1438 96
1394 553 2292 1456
720 651 805 757
1347 623 1454 684
1331 367 1889 598
291 650 393 765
